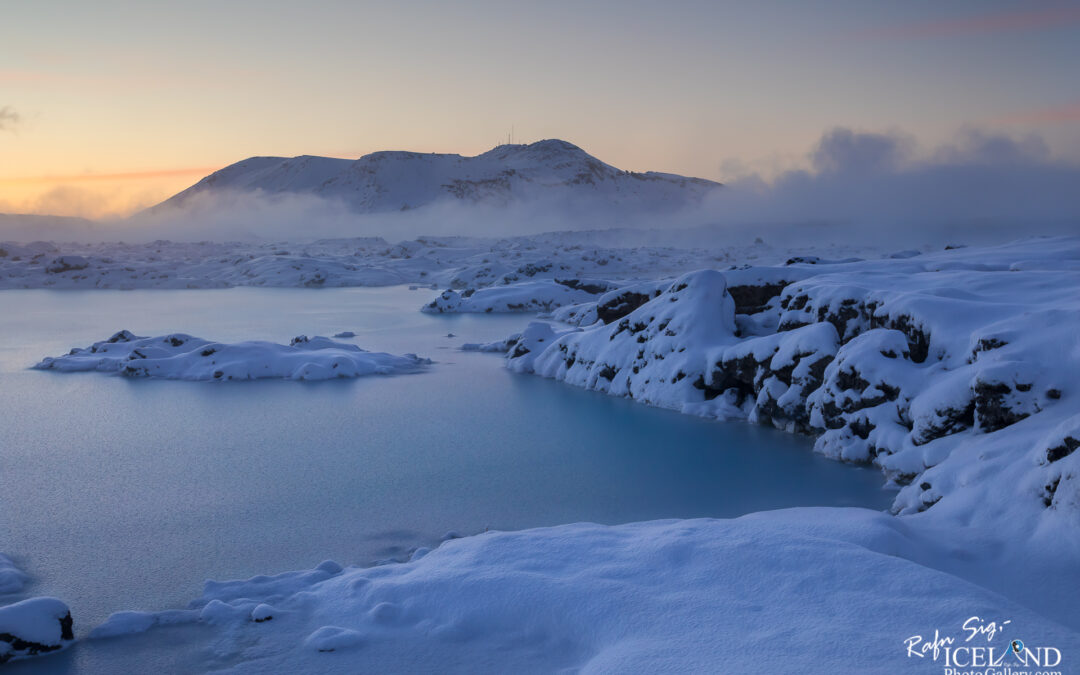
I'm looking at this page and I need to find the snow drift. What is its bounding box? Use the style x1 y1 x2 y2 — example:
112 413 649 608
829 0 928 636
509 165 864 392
86 510 1079 673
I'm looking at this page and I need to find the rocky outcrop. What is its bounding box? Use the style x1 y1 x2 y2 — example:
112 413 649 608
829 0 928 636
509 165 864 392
703 323 838 433
502 238 1080 521
0 597 74 664
593 282 665 324
44 255 89 274
808 330 917 463
511 271 735 411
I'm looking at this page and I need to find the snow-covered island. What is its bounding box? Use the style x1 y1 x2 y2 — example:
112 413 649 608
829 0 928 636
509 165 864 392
33 332 430 381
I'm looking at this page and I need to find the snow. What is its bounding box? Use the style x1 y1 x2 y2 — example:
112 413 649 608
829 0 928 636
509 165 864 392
0 554 27 595
422 278 617 314
154 139 720 215
514 271 738 413
0 597 73 664
8 233 1080 670
87 510 1079 673
33 331 430 381
0 230 874 291
499 236 1080 536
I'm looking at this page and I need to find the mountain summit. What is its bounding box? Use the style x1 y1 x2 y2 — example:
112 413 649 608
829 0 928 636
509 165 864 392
151 139 720 214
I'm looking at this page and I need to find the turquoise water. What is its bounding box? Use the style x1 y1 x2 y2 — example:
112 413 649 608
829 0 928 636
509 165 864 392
0 287 890 671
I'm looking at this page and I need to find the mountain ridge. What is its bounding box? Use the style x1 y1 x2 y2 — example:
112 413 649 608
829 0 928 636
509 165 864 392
150 139 720 215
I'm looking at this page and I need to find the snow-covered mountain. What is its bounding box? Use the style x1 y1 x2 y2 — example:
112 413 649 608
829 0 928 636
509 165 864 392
151 139 721 214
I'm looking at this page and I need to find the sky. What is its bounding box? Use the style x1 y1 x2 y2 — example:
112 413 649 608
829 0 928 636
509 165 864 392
1 0 1079 219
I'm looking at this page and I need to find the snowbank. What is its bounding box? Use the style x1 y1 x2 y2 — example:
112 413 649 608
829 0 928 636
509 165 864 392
33 331 430 381
422 278 617 314
88 510 1079 672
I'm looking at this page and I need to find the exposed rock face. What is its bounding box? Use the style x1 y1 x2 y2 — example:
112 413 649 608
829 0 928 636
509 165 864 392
808 330 917 463
971 364 1042 433
726 281 790 315
909 372 975 446
594 282 665 324
1046 436 1079 464
705 322 839 433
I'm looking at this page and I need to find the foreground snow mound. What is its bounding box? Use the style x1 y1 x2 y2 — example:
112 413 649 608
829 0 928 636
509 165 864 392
504 237 1080 528
33 331 430 381
0 597 74 664
88 511 1079 673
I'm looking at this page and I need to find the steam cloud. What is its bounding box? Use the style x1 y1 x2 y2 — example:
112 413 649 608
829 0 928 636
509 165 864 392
3 126 1078 249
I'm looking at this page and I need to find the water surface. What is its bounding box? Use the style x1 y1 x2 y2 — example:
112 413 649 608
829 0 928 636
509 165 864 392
0 287 890 671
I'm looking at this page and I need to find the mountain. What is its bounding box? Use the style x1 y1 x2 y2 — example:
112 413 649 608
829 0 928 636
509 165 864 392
151 139 720 214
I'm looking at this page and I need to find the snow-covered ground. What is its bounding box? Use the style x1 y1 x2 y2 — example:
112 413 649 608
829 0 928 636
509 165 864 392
82 510 1078 673
33 331 429 381
5 234 1080 671
0 231 876 291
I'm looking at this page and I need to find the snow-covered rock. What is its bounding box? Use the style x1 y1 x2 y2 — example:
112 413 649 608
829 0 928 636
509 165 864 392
44 255 89 274
422 278 617 314
512 271 737 412
33 331 430 381
503 236 1080 527
0 597 74 664
460 333 523 354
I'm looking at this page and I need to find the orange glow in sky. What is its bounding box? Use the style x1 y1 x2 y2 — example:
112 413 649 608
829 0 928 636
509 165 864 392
2 2 1079 220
